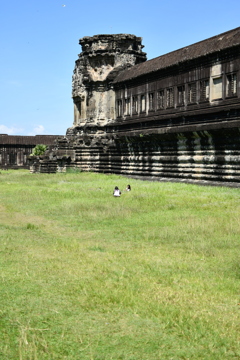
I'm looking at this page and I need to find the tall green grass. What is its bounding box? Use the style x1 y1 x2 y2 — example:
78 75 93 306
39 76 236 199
0 170 239 359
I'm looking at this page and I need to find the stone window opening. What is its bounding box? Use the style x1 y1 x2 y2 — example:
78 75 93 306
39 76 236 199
226 73 237 97
9 152 16 165
177 85 185 106
74 99 82 125
157 90 165 109
148 92 155 111
125 98 131 115
76 100 81 116
117 99 122 117
187 83 196 104
200 79 210 102
166 88 174 108
140 94 146 112
132 96 138 114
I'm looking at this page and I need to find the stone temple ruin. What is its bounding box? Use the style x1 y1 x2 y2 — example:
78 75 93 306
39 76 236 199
0 135 60 169
29 27 240 183
71 34 146 128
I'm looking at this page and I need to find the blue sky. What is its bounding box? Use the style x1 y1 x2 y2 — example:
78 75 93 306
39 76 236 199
0 0 239 136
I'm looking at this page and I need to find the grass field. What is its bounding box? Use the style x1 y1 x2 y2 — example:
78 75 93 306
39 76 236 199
0 170 239 359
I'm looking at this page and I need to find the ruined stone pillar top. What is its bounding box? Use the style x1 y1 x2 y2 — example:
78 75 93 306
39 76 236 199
79 34 146 59
70 34 146 130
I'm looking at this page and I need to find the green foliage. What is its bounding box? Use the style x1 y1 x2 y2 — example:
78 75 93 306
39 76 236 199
31 144 47 156
0 170 240 359
26 223 38 230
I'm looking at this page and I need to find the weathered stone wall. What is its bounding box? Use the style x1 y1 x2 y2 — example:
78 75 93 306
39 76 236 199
70 34 146 130
30 28 240 184
29 122 240 182
0 135 61 169
52 119 240 183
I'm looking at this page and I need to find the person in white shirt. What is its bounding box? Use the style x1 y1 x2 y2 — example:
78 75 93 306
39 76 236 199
126 184 131 191
113 186 121 197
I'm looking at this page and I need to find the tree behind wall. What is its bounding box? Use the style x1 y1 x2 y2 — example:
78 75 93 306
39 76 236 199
31 144 47 156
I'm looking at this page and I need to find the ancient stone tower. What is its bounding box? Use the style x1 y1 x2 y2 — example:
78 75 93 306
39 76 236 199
29 27 240 184
69 34 146 133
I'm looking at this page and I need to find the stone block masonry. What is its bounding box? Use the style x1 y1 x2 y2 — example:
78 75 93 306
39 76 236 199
0 135 62 169
30 28 240 184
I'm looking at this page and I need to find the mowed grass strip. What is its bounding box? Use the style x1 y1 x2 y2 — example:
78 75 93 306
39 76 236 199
0 170 239 359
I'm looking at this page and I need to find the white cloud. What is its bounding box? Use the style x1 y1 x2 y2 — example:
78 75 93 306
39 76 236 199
0 124 24 135
0 124 46 136
27 125 45 136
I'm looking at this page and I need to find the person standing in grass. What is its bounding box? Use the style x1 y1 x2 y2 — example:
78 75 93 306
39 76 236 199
113 186 121 197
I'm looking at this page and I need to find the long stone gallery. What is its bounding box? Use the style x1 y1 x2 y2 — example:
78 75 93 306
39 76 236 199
3 27 240 183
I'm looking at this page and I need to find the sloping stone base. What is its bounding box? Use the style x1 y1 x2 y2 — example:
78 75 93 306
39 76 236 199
30 121 240 184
